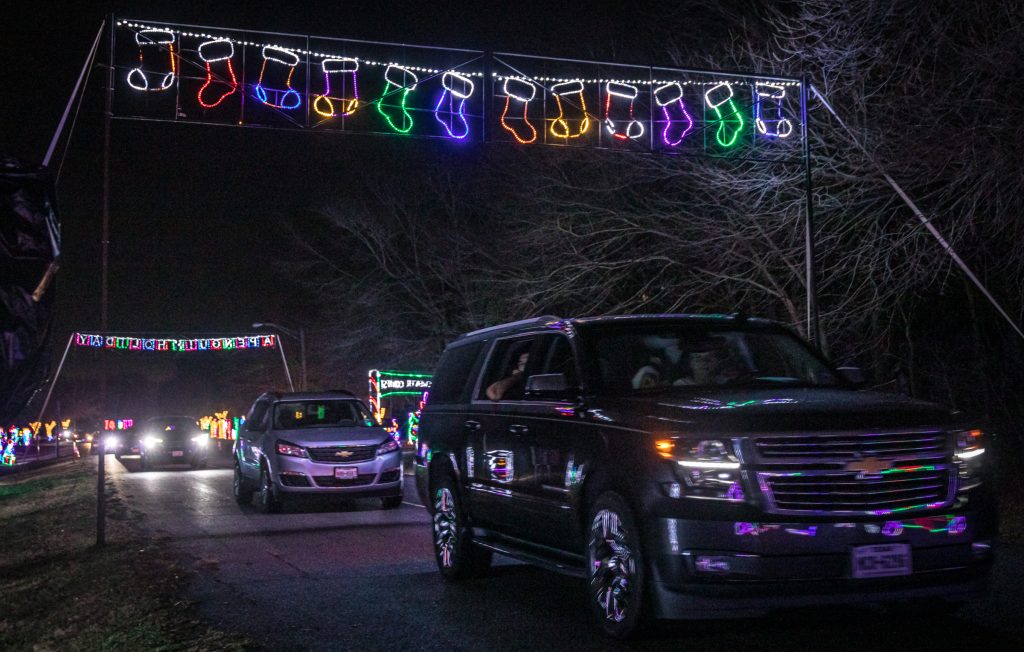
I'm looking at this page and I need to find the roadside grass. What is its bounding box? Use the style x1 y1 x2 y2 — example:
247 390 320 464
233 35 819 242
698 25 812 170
0 460 246 651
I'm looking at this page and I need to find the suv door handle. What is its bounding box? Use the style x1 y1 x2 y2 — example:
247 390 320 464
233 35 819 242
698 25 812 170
464 420 481 431
508 424 529 435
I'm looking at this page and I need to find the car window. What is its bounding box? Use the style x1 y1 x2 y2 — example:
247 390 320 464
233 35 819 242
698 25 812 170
145 417 199 433
479 336 539 401
247 400 270 430
272 400 375 429
430 341 484 404
537 334 578 386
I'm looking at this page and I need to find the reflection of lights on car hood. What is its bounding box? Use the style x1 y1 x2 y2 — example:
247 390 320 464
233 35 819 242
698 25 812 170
662 397 798 411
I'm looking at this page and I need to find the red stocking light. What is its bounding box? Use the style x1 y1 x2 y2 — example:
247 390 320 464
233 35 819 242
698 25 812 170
549 80 590 139
197 39 238 108
255 46 301 110
127 29 176 92
313 57 360 118
500 78 538 144
603 81 644 140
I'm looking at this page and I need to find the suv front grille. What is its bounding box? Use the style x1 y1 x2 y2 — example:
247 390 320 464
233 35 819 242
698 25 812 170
307 445 377 463
312 474 376 487
757 466 953 515
754 430 946 459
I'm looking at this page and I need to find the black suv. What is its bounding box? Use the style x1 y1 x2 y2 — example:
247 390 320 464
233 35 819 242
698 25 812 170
415 314 996 638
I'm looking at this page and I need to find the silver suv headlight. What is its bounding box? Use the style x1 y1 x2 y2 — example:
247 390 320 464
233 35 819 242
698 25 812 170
376 437 401 456
657 438 744 502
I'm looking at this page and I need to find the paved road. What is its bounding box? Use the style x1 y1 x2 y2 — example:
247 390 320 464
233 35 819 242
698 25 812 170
106 450 1024 651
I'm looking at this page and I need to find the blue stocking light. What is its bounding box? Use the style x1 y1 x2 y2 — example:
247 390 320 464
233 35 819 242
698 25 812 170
255 46 301 110
754 82 793 138
434 71 475 139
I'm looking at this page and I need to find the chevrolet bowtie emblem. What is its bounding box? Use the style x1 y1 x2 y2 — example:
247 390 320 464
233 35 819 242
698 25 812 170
335 450 353 458
845 456 892 477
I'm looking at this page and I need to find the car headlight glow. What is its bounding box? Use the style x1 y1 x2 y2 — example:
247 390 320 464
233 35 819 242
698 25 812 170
192 435 209 446
143 436 162 447
658 437 744 502
105 436 120 449
954 428 985 490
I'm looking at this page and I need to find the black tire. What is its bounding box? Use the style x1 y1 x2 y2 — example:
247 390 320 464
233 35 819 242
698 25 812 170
586 491 648 639
257 465 282 513
381 495 403 510
431 476 491 580
233 464 254 505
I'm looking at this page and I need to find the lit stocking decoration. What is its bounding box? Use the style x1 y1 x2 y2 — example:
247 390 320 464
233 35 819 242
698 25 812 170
376 64 419 133
654 82 693 146
313 57 359 118
126 29 176 92
500 78 538 144
704 81 745 147
754 82 793 139
603 82 644 140
549 80 590 139
196 39 238 108
434 71 475 139
255 46 301 110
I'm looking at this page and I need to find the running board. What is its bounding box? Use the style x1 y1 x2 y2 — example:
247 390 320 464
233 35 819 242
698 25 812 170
472 536 586 578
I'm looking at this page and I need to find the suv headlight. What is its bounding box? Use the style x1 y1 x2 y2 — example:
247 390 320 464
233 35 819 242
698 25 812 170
953 428 985 490
143 436 162 447
276 440 307 458
192 435 209 446
377 437 401 456
657 438 744 502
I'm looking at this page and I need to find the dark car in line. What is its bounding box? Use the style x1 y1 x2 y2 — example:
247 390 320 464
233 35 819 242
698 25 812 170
131 416 210 470
415 314 997 638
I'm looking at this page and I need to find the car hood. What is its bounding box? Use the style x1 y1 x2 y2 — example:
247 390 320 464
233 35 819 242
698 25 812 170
271 427 389 448
592 387 962 434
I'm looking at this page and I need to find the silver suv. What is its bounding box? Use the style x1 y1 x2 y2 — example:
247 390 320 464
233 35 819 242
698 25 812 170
233 390 403 512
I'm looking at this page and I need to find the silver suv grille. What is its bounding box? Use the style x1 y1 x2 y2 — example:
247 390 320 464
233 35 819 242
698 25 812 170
307 445 377 463
754 430 946 459
757 466 953 515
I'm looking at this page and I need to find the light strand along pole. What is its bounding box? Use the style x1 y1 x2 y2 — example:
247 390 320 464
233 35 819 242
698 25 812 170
97 16 115 547
801 74 820 347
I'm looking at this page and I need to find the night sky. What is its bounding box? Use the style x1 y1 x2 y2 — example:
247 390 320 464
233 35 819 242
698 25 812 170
1 1 731 420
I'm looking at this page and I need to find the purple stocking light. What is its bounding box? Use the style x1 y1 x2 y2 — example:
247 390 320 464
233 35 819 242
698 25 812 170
654 82 693 147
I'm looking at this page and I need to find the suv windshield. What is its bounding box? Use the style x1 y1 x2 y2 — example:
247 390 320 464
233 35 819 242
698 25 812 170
145 417 199 432
273 400 375 429
584 322 838 393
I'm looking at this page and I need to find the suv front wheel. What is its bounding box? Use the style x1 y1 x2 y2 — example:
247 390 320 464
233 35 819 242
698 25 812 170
233 464 254 505
257 465 283 513
432 476 491 580
586 491 648 639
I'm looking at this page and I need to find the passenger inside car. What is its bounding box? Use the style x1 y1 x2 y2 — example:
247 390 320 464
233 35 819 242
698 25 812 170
486 351 530 400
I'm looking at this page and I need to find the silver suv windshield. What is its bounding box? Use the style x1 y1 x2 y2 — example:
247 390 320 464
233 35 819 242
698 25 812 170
585 323 838 393
272 400 376 429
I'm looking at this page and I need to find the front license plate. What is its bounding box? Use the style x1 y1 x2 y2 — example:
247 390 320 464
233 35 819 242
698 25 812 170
334 467 358 480
171 450 184 458
852 543 912 579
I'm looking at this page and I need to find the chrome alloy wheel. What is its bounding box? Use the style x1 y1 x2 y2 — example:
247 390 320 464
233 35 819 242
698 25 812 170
433 487 458 568
588 508 636 624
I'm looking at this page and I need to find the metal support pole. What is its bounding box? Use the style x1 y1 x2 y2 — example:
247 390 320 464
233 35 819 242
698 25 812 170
276 336 295 392
801 75 821 346
299 328 307 391
97 16 115 548
36 332 75 423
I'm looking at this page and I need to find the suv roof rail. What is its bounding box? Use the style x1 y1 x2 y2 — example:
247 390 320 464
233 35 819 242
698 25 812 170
458 315 563 340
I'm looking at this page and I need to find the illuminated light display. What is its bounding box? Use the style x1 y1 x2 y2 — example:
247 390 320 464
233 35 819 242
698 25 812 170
197 39 238 108
376 64 419 134
754 82 793 138
654 82 693 146
255 46 302 110
368 369 432 431
549 80 590 139
500 78 538 144
603 82 644 140
103 419 134 431
1 439 14 466
704 81 745 147
405 393 427 446
126 29 176 92
434 71 475 139
313 57 360 118
200 411 245 440
73 333 277 351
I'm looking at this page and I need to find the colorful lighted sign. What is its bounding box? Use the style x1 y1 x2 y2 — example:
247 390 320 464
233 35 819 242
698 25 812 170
368 369 432 425
103 419 134 431
73 333 277 351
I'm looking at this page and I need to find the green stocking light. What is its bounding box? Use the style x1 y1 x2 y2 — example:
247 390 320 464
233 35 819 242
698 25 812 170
704 81 745 148
376 64 419 134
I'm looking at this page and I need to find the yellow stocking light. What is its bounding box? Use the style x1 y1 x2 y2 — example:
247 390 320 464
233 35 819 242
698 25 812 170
313 57 360 118
550 80 590 139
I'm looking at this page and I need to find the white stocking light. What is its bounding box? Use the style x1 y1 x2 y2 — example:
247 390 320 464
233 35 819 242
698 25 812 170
127 29 176 92
754 82 793 139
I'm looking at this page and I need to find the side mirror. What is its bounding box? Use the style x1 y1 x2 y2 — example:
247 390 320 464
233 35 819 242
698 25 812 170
837 366 865 386
524 373 576 400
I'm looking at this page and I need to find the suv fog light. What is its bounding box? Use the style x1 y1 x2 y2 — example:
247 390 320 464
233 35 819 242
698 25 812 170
695 556 731 573
664 482 682 498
